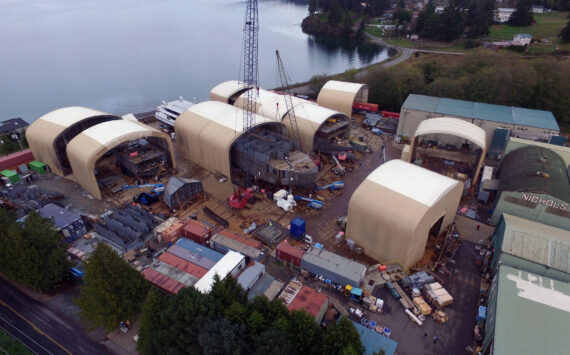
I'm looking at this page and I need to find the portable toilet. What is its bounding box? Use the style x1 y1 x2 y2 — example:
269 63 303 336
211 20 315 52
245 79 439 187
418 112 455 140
345 284 353 297
289 217 306 240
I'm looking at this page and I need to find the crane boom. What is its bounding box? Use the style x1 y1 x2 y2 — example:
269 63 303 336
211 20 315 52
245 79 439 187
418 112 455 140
275 50 302 151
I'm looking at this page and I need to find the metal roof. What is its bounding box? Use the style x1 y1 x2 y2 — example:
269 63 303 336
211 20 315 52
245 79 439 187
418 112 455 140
194 251 245 294
504 137 570 167
210 233 261 260
352 321 398 355
288 285 329 319
402 94 559 130
302 247 366 285
175 238 223 262
499 145 570 201
414 116 486 149
0 117 28 134
498 214 570 274
367 159 460 207
236 261 265 290
38 203 81 229
491 266 570 355
165 176 201 196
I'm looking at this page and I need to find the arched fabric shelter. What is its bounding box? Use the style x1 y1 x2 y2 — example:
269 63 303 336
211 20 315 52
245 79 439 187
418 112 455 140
26 107 122 176
347 159 463 268
66 120 175 199
174 101 283 179
408 117 487 182
317 80 369 117
233 87 350 152
209 80 252 105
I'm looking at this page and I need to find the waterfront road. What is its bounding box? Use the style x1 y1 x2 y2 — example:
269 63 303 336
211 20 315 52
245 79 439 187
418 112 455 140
0 278 111 355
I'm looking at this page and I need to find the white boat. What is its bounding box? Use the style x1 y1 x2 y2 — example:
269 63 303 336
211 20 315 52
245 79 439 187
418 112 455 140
155 97 195 127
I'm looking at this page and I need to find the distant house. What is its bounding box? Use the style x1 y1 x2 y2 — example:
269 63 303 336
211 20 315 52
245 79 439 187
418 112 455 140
531 5 545 13
495 8 516 23
0 118 28 136
513 33 532 46
435 6 445 14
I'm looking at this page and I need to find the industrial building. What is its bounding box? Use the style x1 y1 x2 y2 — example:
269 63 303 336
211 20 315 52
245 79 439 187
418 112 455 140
236 261 265 292
26 107 175 199
397 94 560 150
346 159 463 268
489 145 570 230
194 251 246 294
276 240 305 268
209 81 352 153
0 117 28 135
301 246 366 287
278 281 329 324
405 116 487 182
491 214 570 283
163 177 203 208
482 266 570 355
175 101 316 187
38 203 86 243
209 232 262 261
316 80 369 118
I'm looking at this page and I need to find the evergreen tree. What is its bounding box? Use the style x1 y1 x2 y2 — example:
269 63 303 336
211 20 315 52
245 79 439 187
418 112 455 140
75 244 148 330
438 1 464 41
508 0 534 27
329 0 343 25
322 316 364 355
136 289 168 354
560 19 570 43
309 0 318 15
0 210 71 292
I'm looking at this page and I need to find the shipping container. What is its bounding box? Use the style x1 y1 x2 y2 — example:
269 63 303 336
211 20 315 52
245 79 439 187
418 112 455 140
210 233 262 261
217 229 261 250
236 261 265 292
160 220 186 244
276 240 305 267
184 219 210 244
166 245 217 270
176 238 223 262
142 268 185 294
158 252 208 279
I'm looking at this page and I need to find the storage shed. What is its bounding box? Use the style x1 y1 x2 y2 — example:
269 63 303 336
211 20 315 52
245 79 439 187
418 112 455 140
38 203 86 243
397 94 560 149
163 177 203 208
142 268 185 295
301 246 366 287
276 240 305 268
236 261 265 292
158 252 208 279
491 213 570 283
347 159 463 268
183 219 210 245
483 266 570 355
175 238 224 262
210 232 262 261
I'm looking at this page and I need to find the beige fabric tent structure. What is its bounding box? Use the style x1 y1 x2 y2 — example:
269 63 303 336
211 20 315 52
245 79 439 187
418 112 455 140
232 87 350 152
408 117 487 182
347 159 463 268
66 120 175 199
175 101 283 179
26 107 122 176
317 80 369 117
209 80 252 104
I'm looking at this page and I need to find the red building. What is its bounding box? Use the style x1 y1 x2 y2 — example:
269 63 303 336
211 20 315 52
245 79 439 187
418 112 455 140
184 219 210 244
276 240 305 268
142 268 185 294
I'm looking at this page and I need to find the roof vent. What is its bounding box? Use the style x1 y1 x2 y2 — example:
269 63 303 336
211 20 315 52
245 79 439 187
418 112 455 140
540 156 548 163
536 171 550 179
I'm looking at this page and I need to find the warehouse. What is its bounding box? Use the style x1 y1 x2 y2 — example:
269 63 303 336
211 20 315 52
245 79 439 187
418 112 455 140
175 101 285 180
163 177 203 208
279 281 329 324
194 251 246 294
316 80 369 117
301 246 366 287
482 266 570 355
210 82 351 153
406 117 487 182
489 145 570 230
209 232 262 261
346 159 463 268
397 94 560 149
491 214 570 283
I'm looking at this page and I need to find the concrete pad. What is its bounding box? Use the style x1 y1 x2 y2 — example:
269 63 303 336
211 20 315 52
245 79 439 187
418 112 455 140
454 216 495 244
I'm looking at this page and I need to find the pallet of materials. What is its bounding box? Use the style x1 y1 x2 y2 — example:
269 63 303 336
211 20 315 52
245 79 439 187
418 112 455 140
412 296 432 315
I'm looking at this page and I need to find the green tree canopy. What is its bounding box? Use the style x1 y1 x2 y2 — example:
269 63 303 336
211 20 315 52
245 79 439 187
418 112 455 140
75 244 148 330
0 209 71 292
508 0 534 27
322 316 364 355
560 19 570 43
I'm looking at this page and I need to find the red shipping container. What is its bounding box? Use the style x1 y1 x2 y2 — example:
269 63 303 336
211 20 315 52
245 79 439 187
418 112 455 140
183 219 210 245
276 240 305 268
158 252 208 279
217 229 261 250
142 268 185 294
381 110 400 119
353 102 379 112
161 220 186 244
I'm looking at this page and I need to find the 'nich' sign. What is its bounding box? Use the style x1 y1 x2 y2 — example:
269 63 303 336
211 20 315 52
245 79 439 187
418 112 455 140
521 193 568 211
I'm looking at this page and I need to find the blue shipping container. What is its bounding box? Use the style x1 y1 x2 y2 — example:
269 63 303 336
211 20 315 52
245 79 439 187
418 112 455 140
290 217 306 239
176 238 223 262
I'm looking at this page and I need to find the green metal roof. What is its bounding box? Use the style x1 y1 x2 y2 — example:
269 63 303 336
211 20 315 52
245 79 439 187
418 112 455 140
492 266 570 355
499 146 570 201
0 169 17 177
402 94 560 130
497 214 570 274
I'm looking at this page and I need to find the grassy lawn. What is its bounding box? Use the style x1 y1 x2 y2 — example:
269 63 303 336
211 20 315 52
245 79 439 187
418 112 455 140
0 328 32 355
487 11 568 40
366 29 468 52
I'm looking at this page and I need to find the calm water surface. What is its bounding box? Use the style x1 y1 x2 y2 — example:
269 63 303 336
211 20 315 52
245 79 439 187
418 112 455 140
0 0 393 121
